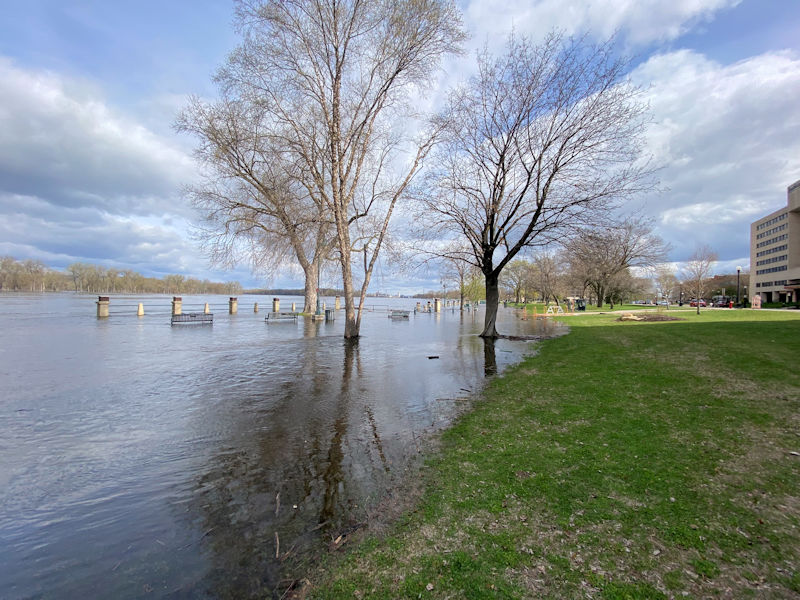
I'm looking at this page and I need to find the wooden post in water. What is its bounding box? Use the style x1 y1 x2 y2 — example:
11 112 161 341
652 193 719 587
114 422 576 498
204 303 210 314
96 296 109 318
137 303 144 317
335 296 341 310
272 297 280 313
291 302 296 312
172 297 182 316
229 297 238 314
434 298 441 312
254 302 259 313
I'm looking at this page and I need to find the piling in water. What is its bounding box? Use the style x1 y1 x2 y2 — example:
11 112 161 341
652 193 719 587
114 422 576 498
335 296 341 310
254 302 259 313
204 303 210 314
137 303 144 317
96 296 109 318
272 297 280 313
291 302 296 312
172 297 182 316
229 297 238 314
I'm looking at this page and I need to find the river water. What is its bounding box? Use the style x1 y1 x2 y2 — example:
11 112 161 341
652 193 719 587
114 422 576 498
0 293 562 599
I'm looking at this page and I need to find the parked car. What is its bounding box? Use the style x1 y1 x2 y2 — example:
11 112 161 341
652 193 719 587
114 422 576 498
689 299 706 307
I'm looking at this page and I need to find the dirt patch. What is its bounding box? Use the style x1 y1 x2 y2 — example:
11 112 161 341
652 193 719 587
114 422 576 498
616 313 684 322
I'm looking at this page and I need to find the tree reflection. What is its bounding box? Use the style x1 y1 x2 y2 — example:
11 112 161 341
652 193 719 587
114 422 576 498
483 337 497 376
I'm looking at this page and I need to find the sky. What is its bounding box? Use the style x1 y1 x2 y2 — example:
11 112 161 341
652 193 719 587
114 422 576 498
1 0 799 293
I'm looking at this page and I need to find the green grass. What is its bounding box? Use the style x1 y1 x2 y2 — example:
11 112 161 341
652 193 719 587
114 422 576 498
307 310 800 598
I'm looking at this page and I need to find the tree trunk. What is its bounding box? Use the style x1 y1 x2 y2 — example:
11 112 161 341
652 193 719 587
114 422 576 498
302 264 318 314
480 271 500 338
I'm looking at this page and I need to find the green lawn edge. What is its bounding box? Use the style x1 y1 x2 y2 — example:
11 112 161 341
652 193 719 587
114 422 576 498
306 310 800 599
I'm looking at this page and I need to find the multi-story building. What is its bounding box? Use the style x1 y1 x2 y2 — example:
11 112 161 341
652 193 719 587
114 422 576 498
749 179 800 303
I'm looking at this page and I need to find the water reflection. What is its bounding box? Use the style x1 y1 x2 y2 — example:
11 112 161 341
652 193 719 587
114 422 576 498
483 338 498 376
0 295 566 599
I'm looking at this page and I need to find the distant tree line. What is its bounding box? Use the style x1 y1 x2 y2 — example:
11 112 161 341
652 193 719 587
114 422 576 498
0 256 243 295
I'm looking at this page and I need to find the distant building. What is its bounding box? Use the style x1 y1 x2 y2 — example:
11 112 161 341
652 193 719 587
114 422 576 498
749 180 800 303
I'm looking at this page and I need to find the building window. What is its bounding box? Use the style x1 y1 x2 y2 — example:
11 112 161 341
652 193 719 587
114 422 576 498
756 265 788 275
756 254 787 266
757 234 788 248
756 244 788 257
756 212 788 230
756 223 788 239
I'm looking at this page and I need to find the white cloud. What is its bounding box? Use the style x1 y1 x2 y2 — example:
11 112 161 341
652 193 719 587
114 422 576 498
463 0 740 48
0 57 196 215
630 49 800 262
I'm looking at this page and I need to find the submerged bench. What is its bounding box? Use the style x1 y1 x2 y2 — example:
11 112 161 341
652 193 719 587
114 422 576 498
171 312 213 325
265 312 298 322
388 309 410 319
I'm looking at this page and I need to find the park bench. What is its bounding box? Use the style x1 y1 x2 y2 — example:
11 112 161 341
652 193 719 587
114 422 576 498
265 312 298 322
388 309 410 319
171 312 213 325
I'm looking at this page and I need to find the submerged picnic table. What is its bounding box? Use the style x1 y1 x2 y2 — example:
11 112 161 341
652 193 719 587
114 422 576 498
171 312 213 325
265 312 298 322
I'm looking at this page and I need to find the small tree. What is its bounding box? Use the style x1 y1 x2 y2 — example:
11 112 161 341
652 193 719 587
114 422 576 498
654 265 679 308
683 245 718 314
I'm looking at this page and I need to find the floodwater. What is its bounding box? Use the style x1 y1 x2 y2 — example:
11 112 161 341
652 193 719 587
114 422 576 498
0 293 563 599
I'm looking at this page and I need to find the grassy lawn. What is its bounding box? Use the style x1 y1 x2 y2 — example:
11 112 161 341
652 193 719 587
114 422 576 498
308 310 800 599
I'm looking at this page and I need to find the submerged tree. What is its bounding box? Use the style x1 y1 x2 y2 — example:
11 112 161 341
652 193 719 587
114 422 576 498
418 32 655 337
177 97 330 313
218 0 465 338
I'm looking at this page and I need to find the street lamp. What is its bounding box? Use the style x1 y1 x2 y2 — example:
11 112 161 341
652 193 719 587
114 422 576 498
736 266 742 307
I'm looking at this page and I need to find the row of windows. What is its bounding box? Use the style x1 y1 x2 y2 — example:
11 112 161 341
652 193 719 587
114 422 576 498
756 280 787 288
756 265 788 275
756 254 787 266
756 233 789 248
756 244 788 257
756 212 787 230
757 223 787 239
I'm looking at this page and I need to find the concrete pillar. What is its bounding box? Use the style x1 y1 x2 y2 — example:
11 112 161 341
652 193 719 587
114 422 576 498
254 302 259 313
172 297 182 316
427 301 432 312
272 297 280 313
335 296 341 310
435 298 441 312
96 296 109 318
229 297 238 314
416 302 421 312
204 302 210 314
291 302 296 312
137 302 144 317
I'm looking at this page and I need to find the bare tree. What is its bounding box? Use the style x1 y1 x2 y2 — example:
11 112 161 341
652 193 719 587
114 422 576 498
218 0 465 337
530 252 566 306
417 32 654 337
567 216 668 308
440 244 481 311
654 265 679 308
683 244 718 314
177 97 330 313
501 259 531 304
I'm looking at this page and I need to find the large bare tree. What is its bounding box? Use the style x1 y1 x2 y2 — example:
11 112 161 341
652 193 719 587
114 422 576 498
177 97 330 313
683 244 718 314
567 216 669 308
417 33 655 337
217 0 465 338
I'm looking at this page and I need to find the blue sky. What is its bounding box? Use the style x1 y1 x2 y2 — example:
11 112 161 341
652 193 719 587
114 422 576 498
1 1 799 292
